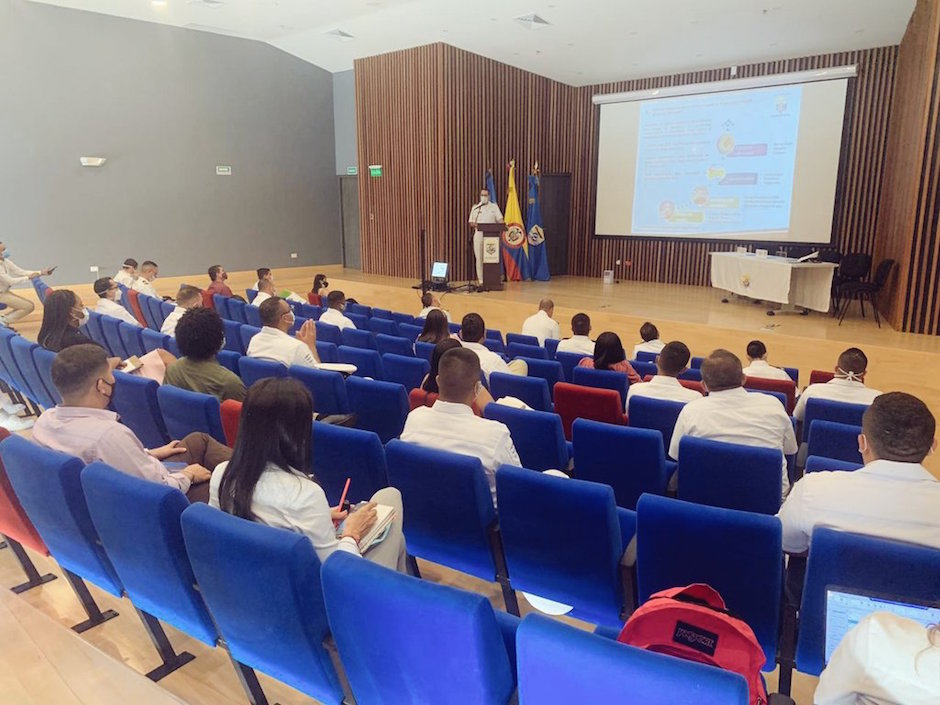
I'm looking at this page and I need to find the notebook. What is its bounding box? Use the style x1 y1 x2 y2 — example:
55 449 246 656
337 503 396 552
824 586 940 663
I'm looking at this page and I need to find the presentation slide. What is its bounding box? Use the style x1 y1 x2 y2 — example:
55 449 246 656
594 79 849 244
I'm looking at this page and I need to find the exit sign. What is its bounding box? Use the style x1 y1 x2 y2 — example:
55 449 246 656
346 166 358 175
368 164 383 178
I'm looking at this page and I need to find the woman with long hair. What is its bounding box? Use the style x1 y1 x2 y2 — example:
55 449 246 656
312 273 330 297
577 331 641 384
37 290 97 352
417 309 452 344
421 338 494 410
210 378 408 570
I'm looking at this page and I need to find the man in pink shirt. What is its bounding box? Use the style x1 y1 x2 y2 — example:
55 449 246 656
206 264 233 298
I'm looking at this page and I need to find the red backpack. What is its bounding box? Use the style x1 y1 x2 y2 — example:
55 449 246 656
617 583 768 705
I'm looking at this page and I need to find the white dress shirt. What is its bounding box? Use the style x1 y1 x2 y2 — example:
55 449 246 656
0 258 33 294
209 462 360 564
670 386 798 494
114 270 136 287
132 277 159 298
521 310 560 345
246 326 318 368
461 340 511 383
743 359 794 382
418 305 451 322
632 339 666 359
400 400 520 505
160 306 186 336
815 613 940 705
626 375 703 408
556 335 595 356
777 459 940 553
252 291 273 307
793 378 882 421
468 201 504 229
319 307 356 331
95 298 140 326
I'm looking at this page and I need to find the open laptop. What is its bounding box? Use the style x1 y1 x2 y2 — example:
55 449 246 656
825 586 940 662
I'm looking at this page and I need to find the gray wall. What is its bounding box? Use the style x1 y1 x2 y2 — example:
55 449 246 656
333 70 358 176
0 0 342 286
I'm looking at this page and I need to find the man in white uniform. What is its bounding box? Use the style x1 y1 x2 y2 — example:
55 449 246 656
556 313 595 356
93 277 139 326
161 285 203 337
131 260 161 298
246 297 320 369
521 299 560 345
742 340 793 381
318 291 357 331
467 189 503 285
418 292 451 322
793 347 881 421
251 279 276 307
113 258 138 287
459 313 526 382
631 322 666 359
626 341 703 408
0 241 53 326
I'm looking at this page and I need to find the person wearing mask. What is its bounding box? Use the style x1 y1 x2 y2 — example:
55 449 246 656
467 189 504 286
577 332 642 384
0 241 54 327
460 312 526 382
37 290 98 352
401 347 519 506
420 338 494 410
164 308 246 402
161 285 202 337
793 348 882 422
742 340 793 382
246 297 320 369
417 309 452 344
113 258 138 287
319 291 357 331
631 322 666 359
251 278 277 307
207 265 233 298
626 341 703 406
521 299 560 345
418 292 451 321
311 273 330 298
211 377 408 570
33 344 231 502
132 261 161 298
556 313 595 356
93 277 139 326
256 267 304 303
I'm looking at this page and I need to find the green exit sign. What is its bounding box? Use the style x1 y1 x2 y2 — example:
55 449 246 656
368 164 383 178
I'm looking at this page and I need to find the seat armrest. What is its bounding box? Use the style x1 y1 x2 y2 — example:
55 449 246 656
494 610 521 676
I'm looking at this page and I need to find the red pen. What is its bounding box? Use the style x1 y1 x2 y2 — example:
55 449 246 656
334 478 351 527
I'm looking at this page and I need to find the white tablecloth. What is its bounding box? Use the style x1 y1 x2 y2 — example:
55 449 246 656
709 252 837 312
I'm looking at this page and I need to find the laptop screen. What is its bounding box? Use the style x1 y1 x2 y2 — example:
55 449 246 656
825 587 940 663
431 262 448 280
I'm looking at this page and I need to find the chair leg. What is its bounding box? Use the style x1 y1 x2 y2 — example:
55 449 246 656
62 569 119 633
870 294 882 328
323 635 357 704
406 554 421 578
228 655 270 705
134 607 196 681
776 602 798 697
2 536 56 593
488 524 521 617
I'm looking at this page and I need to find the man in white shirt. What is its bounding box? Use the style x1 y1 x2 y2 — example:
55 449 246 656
556 313 595 356
93 277 139 326
418 292 451 321
626 341 703 408
742 340 793 382
161 285 203 337
255 267 305 303
131 260 161 298
793 347 881 421
521 299 560 345
631 322 666 359
113 258 138 287
0 241 53 326
778 392 940 554
247 297 320 368
459 313 527 382
318 291 356 331
468 189 504 285
401 346 520 506
251 278 276 307
670 349 797 495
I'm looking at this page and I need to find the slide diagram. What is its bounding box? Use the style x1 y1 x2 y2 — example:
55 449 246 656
631 85 802 237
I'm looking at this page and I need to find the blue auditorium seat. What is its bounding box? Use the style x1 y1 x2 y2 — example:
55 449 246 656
337 346 385 380
366 318 400 337
112 371 170 448
572 366 629 409
346 377 408 443
554 351 589 382
507 342 547 360
289 365 350 415
627 396 686 457
375 333 415 358
341 327 377 350
238 356 286 387
804 455 863 473
156 386 226 444
118 322 146 357
381 354 428 391
311 422 388 505
488 372 552 412
806 420 863 465
506 333 539 347
483 404 570 473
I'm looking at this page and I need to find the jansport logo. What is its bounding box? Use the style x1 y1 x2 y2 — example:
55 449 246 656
673 620 719 656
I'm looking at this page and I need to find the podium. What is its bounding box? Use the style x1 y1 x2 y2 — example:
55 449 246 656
477 223 504 292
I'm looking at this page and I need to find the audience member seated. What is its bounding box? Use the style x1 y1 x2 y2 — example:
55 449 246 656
417 309 452 344
38 289 100 352
319 290 357 331
113 257 138 287
420 339 494 411
93 277 139 326
670 349 797 494
131 260 161 298
210 377 407 570
246 297 320 369
251 278 276 307
206 265 233 298
256 267 305 303
742 340 793 381
815 614 940 705
793 347 882 421
631 321 665 359
626 341 703 406
418 292 451 321
577 331 641 384
401 347 519 506
33 344 230 502
521 298 560 345
556 312 595 356
311 273 330 299
459 312 527 381
778 392 940 553
254 267 272 292
164 308 247 402
161 284 203 337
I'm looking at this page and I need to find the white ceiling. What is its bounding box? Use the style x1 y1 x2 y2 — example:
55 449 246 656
30 0 914 86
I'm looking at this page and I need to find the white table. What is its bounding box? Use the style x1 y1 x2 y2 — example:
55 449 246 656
709 252 837 313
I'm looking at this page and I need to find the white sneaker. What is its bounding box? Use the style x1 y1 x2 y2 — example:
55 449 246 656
1 403 26 415
0 414 33 432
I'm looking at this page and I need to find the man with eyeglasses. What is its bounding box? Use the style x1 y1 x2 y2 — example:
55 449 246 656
246 297 320 369
93 277 140 326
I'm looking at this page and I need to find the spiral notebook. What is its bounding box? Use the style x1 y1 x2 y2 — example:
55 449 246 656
337 504 396 552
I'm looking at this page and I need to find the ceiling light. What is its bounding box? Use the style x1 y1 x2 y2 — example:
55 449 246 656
514 13 551 30
325 28 355 41
152 0 167 6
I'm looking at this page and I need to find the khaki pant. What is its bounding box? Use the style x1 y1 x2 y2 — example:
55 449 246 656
0 291 35 324
361 486 409 572
507 359 528 376
175 432 234 503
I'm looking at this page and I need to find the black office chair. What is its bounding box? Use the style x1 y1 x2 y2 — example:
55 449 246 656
831 252 871 315
837 259 896 327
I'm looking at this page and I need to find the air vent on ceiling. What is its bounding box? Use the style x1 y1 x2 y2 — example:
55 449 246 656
514 13 551 29
325 28 355 41
187 0 225 6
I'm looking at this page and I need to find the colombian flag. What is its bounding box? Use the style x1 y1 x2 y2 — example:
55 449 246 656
502 160 531 281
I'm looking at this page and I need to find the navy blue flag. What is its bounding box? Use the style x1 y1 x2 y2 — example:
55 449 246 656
526 173 550 281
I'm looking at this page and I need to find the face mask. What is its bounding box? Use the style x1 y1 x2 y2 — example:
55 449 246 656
286 314 296 328
481 196 489 204
97 377 114 399
77 308 90 326
220 336 227 350
222 272 228 280
113 289 122 302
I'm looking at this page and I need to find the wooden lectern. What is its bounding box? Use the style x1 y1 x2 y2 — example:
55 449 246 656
478 223 504 292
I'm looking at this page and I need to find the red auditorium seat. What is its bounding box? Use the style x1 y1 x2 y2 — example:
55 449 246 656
642 375 706 395
809 370 836 385
553 382 627 441
220 399 242 447
744 376 797 414
125 288 149 327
